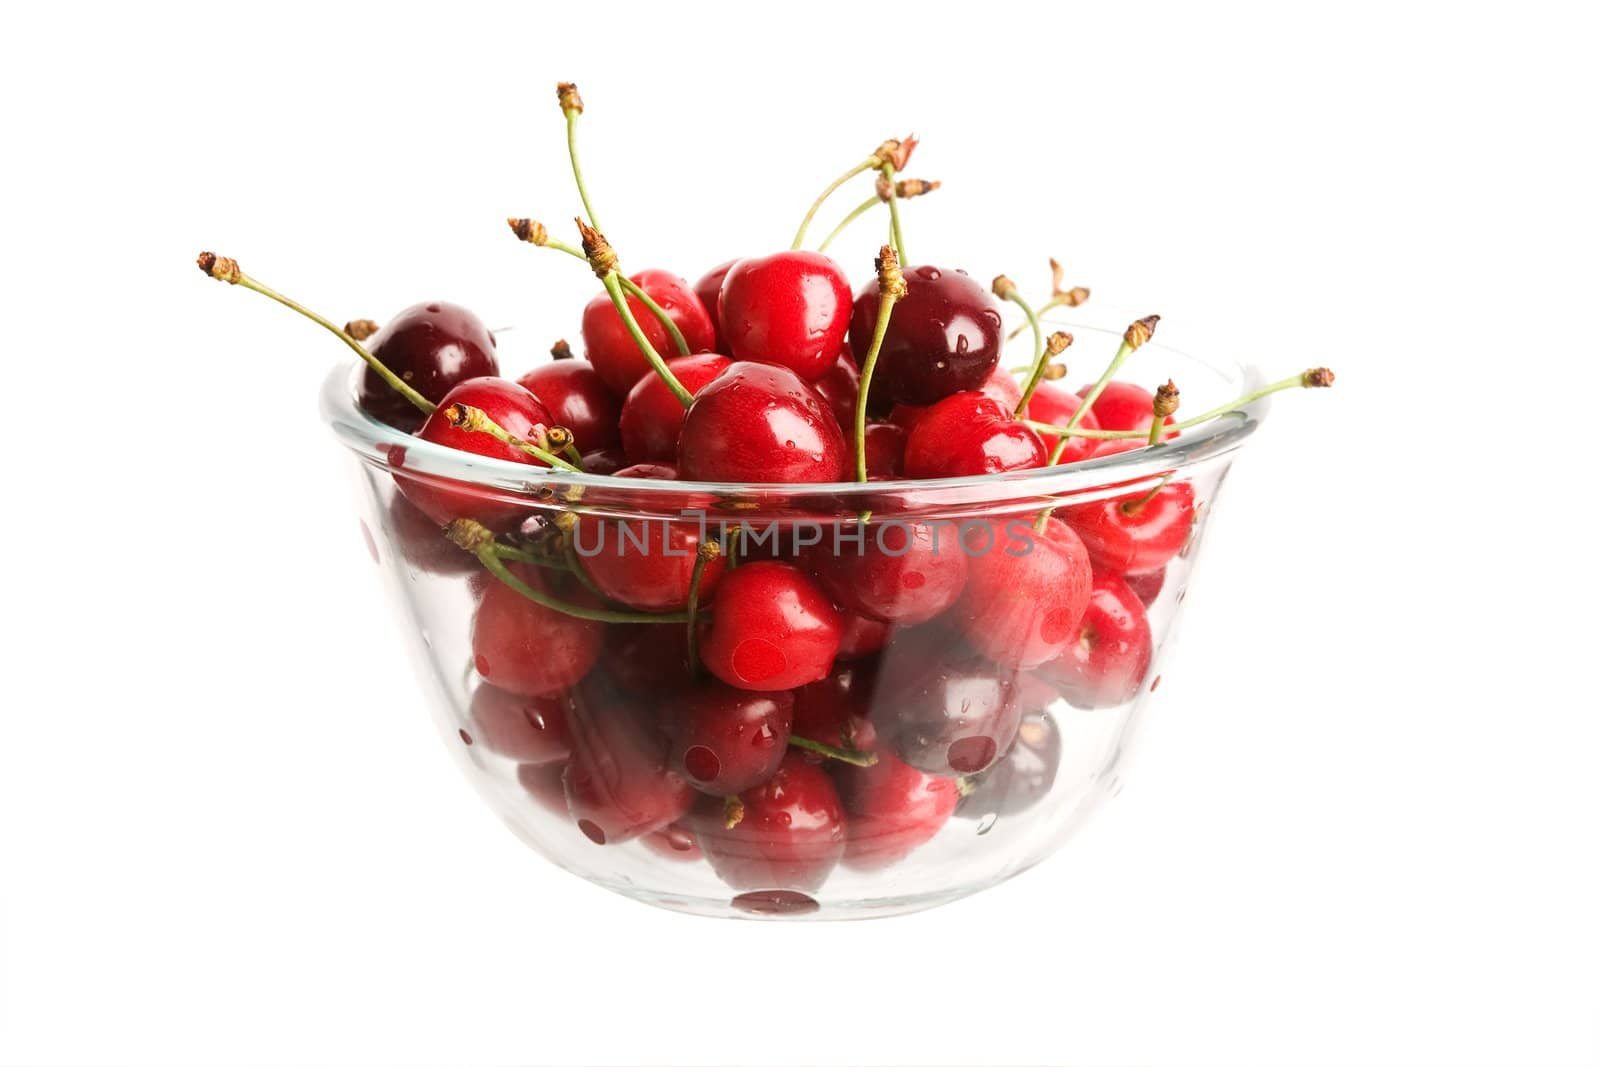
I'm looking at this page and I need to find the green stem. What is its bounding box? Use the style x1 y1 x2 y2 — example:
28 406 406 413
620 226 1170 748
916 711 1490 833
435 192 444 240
477 547 687 624
684 546 718 679
1007 294 1068 341
854 290 901 481
1026 372 1313 442
490 544 568 571
787 734 878 767
817 195 880 253
536 240 690 357
792 159 875 249
1063 341 1134 435
600 271 694 407
561 442 586 469
565 108 601 233
444 404 580 471
879 163 906 262
1007 291 1047 416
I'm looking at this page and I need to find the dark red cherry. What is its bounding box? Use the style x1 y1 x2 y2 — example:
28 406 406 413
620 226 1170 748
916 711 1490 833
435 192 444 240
891 364 1022 434
516 359 621 452
360 301 499 432
618 352 732 463
1062 480 1197 574
1041 571 1153 708
955 520 1093 669
698 561 842 691
601 623 695 696
579 445 628 475
902 392 1046 479
836 611 891 659
676 362 848 484
836 748 958 870
811 521 968 624
582 269 717 396
397 377 554 527
563 685 694 845
874 625 1021 777
694 751 846 892
849 265 1003 406
718 251 853 381
468 684 570 764
1124 566 1166 606
1078 381 1177 438
693 259 740 354
955 712 1061 818
665 683 793 796
792 661 879 753
470 564 603 697
810 347 862 430
385 491 477 576
574 464 724 611
1023 382 1102 465
861 423 907 479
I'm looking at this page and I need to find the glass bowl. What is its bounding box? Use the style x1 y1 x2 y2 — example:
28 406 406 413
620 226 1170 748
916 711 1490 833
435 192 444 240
320 310 1267 919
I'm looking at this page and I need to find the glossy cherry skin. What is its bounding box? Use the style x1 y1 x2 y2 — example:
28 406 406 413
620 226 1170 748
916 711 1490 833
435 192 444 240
836 748 959 870
665 683 793 797
1061 480 1197 574
693 259 739 354
955 520 1094 670
470 564 604 698
574 464 724 611
360 301 499 432
563 684 695 845
385 491 477 576
1023 382 1102 465
676 362 847 484
835 611 891 659
694 751 846 892
955 712 1061 819
792 661 879 753
810 347 861 431
811 521 968 624
849 265 1003 406
516 359 621 452
600 623 694 696
618 352 732 463
396 377 555 528
891 364 1022 433
1042 570 1154 708
468 684 570 764
698 561 843 691
861 423 907 479
1078 381 1177 439
1124 566 1166 606
579 445 628 475
718 251 853 382
902 392 1047 479
874 625 1021 777
582 269 717 396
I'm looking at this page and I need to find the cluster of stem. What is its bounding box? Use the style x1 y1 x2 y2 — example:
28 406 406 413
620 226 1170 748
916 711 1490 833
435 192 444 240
1006 258 1091 341
441 403 579 472
791 134 918 250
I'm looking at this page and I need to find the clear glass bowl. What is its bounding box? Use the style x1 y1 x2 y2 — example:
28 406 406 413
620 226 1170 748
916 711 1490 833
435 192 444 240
320 311 1267 919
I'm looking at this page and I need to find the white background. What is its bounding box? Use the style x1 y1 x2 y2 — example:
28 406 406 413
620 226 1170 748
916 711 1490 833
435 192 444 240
2 2 1596 1065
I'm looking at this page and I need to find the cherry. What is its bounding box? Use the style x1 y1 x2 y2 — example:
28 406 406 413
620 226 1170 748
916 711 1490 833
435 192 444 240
891 364 1022 433
642 823 704 862
665 683 793 796
601 623 694 696
792 662 879 752
698 561 842 691
811 521 968 624
1023 381 1102 465
574 464 724 611
516 760 571 817
955 520 1093 669
836 611 891 659
582 268 716 396
1077 380 1176 437
578 445 628 475
468 684 570 764
1041 570 1153 708
694 751 846 892
676 362 847 484
718 251 853 381
1061 480 1197 574
396 377 555 527
848 265 1003 406
902 392 1046 479
563 684 694 845
1124 566 1166 606
836 748 959 870
873 624 1021 776
955 712 1061 818
861 423 907 479
516 359 621 452
386 491 478 576
618 352 732 463
470 564 604 697
360 301 499 432
692 259 740 353
810 346 865 430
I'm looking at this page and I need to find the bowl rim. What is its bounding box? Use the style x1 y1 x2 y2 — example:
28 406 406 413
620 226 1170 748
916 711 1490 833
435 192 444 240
321 316 1270 507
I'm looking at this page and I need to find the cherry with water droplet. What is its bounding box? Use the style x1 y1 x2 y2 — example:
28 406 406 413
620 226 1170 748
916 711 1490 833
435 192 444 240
698 561 842 691
849 265 1003 406
694 751 846 892
665 683 793 796
360 301 499 432
582 269 716 396
718 250 853 381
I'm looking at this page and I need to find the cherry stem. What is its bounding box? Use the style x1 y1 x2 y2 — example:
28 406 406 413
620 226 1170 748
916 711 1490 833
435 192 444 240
684 541 721 679
559 86 602 233
449 519 689 624
442 403 580 472
195 254 433 414
1024 369 1331 442
598 270 694 406
491 543 567 571
787 735 879 768
524 232 691 357
1005 291 1048 416
855 245 908 482
1005 290 1087 341
791 159 876 250
817 195 879 253
878 163 906 262
1120 474 1172 516
1064 340 1134 434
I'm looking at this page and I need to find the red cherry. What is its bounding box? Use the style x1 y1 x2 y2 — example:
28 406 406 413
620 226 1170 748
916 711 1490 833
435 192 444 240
955 520 1093 669
563 685 694 845
792 662 879 752
1022 382 1102 465
1124 566 1166 606
642 823 704 862
836 749 958 870
1041 571 1153 708
874 624 1021 776
581 269 716 396
397 377 555 527
676 362 847 484
578 445 628 475
385 491 477 576
861 423 907 479
600 623 695 696
360 301 499 432
955 713 1061 818
516 761 570 817
811 521 968 624
618 352 732 463
836 611 891 659
891 364 1021 433
574 464 724 611
1061 481 1197 573
470 564 603 697
849 265 1003 406
468 684 570 764
698 561 842 691
810 347 862 430
692 259 739 354
902 392 1046 479
694 751 846 892
665 683 793 796
516 359 621 452
1078 380 1177 438
718 251 852 381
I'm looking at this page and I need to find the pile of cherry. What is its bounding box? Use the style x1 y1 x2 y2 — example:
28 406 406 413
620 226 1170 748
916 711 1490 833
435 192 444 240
201 82 1329 897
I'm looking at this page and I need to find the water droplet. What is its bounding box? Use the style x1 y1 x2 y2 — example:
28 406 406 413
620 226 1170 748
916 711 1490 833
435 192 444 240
458 729 473 746
976 813 998 835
